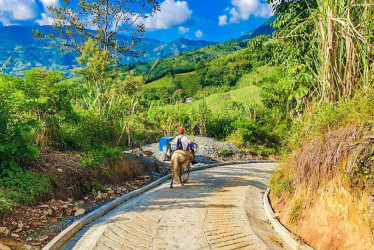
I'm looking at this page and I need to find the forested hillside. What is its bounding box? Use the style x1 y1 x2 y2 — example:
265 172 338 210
0 26 216 76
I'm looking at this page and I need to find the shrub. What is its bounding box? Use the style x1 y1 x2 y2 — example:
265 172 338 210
218 149 234 157
56 111 119 151
0 191 12 217
269 166 294 198
0 171 52 205
79 145 123 168
0 74 40 175
289 199 303 223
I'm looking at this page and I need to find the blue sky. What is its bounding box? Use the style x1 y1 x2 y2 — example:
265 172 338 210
0 0 273 42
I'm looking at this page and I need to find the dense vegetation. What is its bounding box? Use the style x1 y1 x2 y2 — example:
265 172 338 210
266 1 374 240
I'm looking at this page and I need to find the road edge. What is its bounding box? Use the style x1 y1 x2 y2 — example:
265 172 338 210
43 160 272 250
263 188 314 250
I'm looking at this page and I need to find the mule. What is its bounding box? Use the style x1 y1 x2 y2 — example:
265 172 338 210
170 150 194 188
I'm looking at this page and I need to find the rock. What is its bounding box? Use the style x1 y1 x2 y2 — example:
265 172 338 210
75 208 85 216
31 242 41 246
26 237 33 242
22 244 32 250
44 209 53 216
31 222 41 228
79 201 84 205
37 236 49 241
51 205 59 211
51 199 56 203
0 227 7 234
154 162 160 172
101 193 108 198
15 228 22 233
65 208 73 216
68 198 73 203
38 204 49 208
11 233 20 238
158 152 168 161
108 190 115 195
96 191 102 200
18 222 23 229
50 218 58 224
0 243 11 250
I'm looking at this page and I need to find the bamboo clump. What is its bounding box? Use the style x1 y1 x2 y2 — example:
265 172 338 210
314 0 373 102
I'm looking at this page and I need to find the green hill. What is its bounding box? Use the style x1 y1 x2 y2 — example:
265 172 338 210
0 26 216 76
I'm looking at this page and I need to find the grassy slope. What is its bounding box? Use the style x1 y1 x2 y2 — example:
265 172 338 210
159 82 262 114
144 75 174 89
145 64 282 113
237 65 282 88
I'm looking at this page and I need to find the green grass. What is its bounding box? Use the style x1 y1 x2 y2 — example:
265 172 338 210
144 71 202 96
237 65 282 88
144 75 175 90
161 84 263 114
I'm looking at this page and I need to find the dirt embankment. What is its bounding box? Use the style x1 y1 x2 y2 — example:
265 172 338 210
271 125 374 249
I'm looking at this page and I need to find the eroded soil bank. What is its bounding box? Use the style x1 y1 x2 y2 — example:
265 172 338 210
270 125 374 249
271 180 374 249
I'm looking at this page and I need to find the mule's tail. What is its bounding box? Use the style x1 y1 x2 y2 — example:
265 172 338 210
171 157 180 180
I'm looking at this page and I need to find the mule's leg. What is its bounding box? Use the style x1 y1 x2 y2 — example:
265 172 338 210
184 163 191 183
185 163 191 183
179 166 184 186
179 175 184 186
170 168 174 188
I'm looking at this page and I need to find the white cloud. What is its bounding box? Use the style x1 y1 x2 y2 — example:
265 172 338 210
36 12 54 25
218 15 227 26
219 0 272 25
0 0 38 25
178 26 190 34
142 0 192 30
195 30 203 38
39 0 59 11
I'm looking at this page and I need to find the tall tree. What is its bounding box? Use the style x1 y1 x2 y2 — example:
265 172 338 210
34 0 160 60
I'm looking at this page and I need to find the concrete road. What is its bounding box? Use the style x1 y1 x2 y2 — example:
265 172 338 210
64 163 286 250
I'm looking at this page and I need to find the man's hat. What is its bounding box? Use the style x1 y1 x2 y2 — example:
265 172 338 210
179 128 185 134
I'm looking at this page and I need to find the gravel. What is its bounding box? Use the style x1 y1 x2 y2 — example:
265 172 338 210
141 135 238 164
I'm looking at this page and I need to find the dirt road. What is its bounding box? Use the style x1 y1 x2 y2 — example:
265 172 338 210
64 163 286 249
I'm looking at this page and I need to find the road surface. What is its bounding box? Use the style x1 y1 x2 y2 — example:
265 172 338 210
64 163 286 249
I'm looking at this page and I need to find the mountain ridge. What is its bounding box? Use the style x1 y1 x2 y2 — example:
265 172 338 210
0 16 276 76
0 26 217 76
237 15 276 41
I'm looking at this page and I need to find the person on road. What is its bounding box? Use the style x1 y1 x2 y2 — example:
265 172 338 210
172 128 189 150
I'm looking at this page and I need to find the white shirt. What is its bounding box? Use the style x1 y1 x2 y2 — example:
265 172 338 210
173 135 189 150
